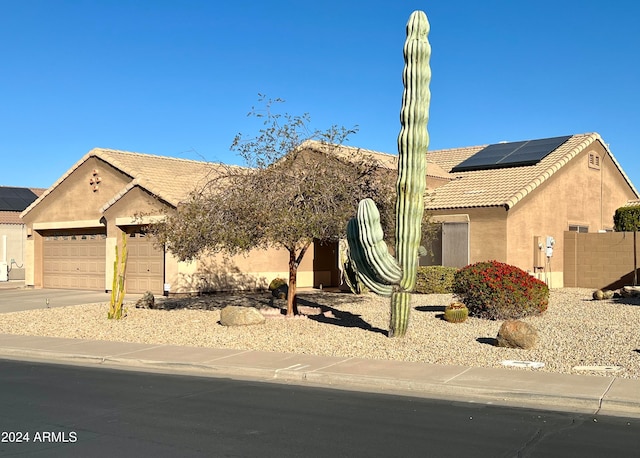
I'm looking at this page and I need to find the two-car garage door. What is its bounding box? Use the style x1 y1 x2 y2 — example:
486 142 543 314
43 230 164 294
43 231 107 290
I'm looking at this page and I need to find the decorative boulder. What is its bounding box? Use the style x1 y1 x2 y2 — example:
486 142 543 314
621 286 640 298
220 306 266 326
135 291 155 309
496 320 538 349
592 289 614 300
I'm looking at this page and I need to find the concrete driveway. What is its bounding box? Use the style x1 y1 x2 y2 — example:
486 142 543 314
0 286 143 313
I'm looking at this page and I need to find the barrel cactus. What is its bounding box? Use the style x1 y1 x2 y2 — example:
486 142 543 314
443 302 469 323
346 10 431 337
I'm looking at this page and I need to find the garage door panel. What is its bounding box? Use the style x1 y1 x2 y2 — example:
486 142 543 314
126 233 164 294
43 233 106 291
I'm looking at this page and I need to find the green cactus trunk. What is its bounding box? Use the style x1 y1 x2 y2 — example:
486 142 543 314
344 10 430 337
108 232 128 320
390 10 431 337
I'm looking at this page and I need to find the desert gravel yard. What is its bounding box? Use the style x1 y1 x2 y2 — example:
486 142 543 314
1 288 639 379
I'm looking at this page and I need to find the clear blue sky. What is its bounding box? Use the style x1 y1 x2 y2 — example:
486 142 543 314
1 1 638 191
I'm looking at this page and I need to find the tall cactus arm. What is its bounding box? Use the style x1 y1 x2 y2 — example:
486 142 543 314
346 218 394 296
395 10 431 292
356 199 402 284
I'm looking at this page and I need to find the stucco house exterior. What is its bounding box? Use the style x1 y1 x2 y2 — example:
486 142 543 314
420 132 638 287
19 149 336 294
0 186 44 281
20 132 637 293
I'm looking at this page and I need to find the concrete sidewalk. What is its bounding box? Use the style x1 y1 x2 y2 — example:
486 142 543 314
0 333 638 419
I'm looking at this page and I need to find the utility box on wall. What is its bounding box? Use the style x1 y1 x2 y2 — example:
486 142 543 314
533 236 545 269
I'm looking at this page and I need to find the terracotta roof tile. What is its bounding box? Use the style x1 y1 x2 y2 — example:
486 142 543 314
21 133 638 219
0 211 23 224
426 133 638 210
95 149 233 208
22 149 236 217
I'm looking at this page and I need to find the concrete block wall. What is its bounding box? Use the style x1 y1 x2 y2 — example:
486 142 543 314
564 231 640 289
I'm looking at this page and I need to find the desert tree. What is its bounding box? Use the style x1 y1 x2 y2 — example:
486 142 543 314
152 95 395 316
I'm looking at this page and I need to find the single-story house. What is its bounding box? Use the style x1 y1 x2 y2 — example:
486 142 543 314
309 132 638 287
20 132 638 293
420 132 638 287
0 186 44 281
19 149 337 294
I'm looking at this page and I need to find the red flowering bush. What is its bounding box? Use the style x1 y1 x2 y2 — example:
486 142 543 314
453 260 549 320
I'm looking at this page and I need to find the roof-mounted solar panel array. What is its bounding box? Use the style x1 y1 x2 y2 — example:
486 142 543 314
451 135 572 173
0 187 39 212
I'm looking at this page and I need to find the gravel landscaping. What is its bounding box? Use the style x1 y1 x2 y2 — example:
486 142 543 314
1 288 639 379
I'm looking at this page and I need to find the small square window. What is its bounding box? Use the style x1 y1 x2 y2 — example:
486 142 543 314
569 225 588 233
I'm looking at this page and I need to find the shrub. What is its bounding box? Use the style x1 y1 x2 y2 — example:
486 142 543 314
268 277 287 291
414 266 457 294
613 206 640 231
453 260 549 320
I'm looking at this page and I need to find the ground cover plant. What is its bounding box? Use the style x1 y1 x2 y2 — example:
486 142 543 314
453 260 549 320
414 266 457 294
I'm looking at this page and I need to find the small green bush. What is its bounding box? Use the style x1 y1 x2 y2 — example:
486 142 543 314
613 206 640 231
268 277 287 291
453 260 549 320
414 266 457 294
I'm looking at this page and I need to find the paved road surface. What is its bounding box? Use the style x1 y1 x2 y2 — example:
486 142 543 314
1 359 638 457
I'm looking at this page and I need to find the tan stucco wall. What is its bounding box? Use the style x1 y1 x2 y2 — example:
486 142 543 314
23 154 320 293
564 231 640 289
430 206 508 266
24 157 132 225
427 142 636 288
166 245 316 294
101 187 318 293
22 157 132 288
506 143 637 287
0 224 27 279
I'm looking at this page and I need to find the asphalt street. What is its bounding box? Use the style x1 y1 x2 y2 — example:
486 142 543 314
1 359 639 457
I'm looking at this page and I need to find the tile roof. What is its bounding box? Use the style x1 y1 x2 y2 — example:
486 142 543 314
305 133 638 210
0 211 23 224
22 148 235 218
21 132 638 219
300 140 453 180
426 133 638 210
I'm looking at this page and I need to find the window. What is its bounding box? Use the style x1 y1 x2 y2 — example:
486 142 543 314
568 225 588 233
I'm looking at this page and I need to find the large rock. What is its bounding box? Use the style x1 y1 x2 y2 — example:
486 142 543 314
621 286 640 298
135 291 155 309
496 320 538 349
220 306 266 326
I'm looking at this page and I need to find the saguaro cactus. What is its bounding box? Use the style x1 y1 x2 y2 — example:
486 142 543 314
346 10 430 337
108 232 128 320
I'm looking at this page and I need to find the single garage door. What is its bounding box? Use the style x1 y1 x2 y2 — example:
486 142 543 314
126 232 164 294
43 231 107 290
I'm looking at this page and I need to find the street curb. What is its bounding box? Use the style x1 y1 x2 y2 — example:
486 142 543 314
3 347 638 418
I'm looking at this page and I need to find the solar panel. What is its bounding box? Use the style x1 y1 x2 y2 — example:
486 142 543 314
0 187 39 212
451 135 572 172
